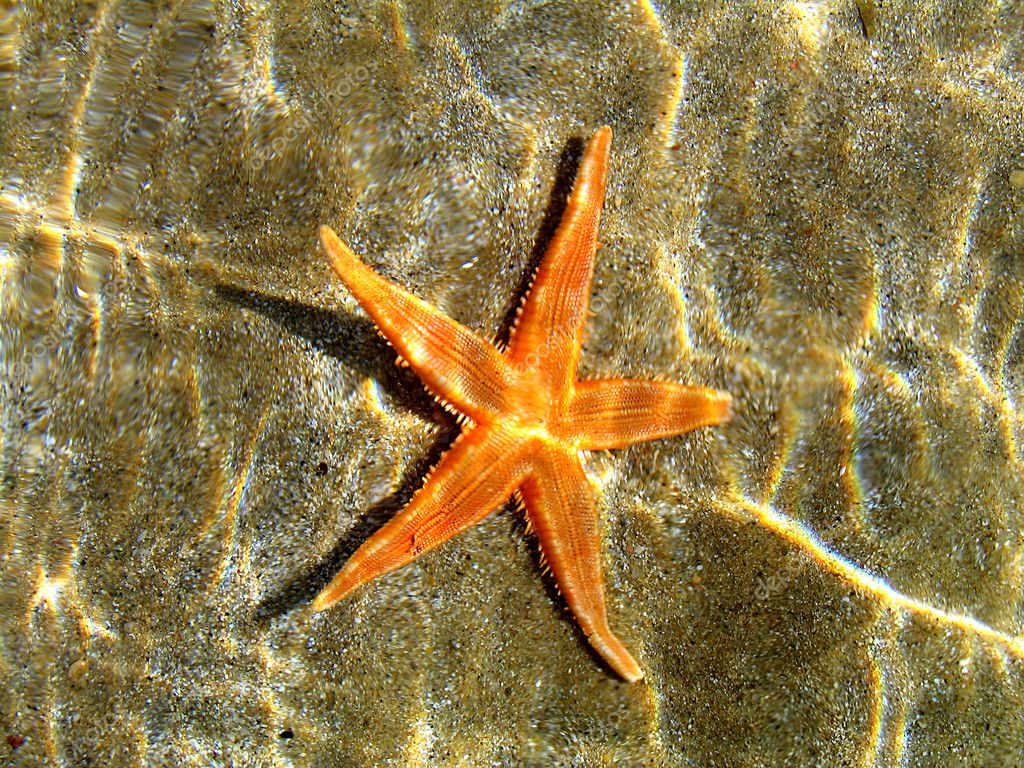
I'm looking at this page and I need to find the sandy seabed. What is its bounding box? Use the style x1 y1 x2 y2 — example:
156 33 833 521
1 1 1023 766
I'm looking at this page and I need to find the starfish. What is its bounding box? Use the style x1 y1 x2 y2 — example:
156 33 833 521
313 126 731 682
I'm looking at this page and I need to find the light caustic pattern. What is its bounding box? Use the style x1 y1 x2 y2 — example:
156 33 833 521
2 0 1024 766
706 332 1024 665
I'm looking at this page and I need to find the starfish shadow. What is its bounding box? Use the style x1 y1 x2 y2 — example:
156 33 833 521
251 420 461 626
215 282 454 624
507 510 626 679
215 283 442 423
494 135 586 347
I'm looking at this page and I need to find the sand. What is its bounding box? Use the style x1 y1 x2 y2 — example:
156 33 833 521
1 1 1022 765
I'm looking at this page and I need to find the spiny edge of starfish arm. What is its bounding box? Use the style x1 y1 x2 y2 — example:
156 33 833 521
506 125 610 341
505 126 611 397
519 444 645 682
318 225 514 422
312 424 530 611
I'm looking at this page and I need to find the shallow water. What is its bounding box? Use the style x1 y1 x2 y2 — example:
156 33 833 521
1 1 1022 766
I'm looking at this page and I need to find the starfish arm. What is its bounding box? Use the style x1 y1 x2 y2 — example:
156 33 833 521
312 425 529 611
506 126 611 403
566 379 732 451
519 444 644 682
320 225 514 421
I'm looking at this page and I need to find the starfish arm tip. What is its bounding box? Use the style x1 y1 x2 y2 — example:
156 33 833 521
716 390 734 423
613 653 645 683
318 224 341 253
311 573 358 612
590 631 645 682
310 594 331 612
310 588 341 612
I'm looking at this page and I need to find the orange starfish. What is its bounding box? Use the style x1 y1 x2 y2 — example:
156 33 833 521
314 126 731 681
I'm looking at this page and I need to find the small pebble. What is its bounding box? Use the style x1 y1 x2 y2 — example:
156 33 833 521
1009 169 1024 190
68 657 89 686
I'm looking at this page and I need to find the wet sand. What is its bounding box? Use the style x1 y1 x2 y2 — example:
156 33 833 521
1 1 1023 765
